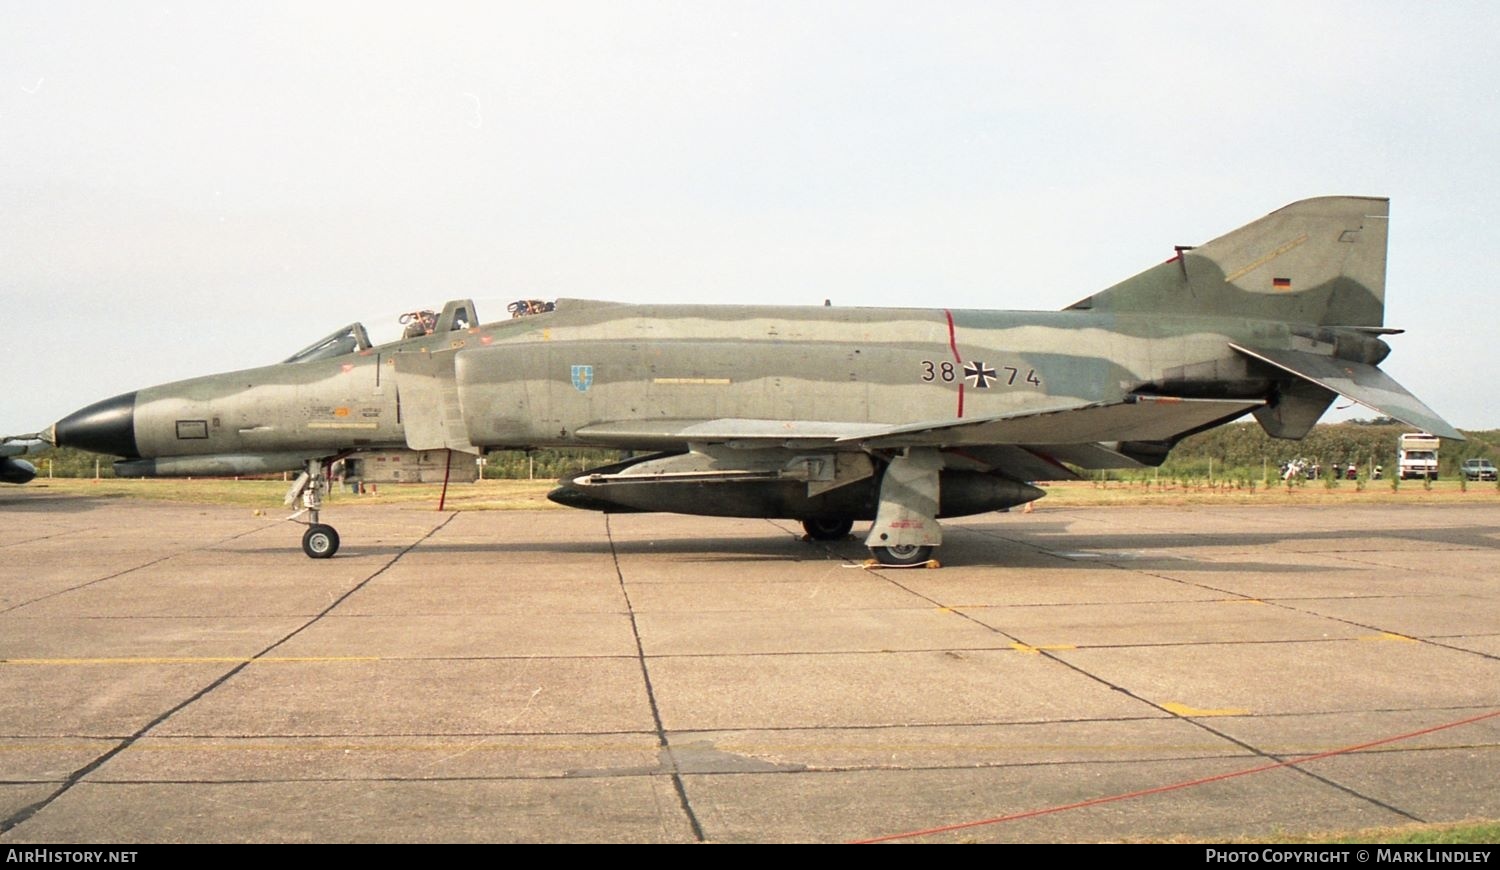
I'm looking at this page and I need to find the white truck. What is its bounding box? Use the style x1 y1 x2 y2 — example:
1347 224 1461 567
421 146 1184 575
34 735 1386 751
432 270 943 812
1398 432 1441 480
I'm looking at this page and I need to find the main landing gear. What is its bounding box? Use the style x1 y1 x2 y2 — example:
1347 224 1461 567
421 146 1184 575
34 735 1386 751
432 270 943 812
803 515 935 565
286 459 341 559
797 451 945 566
865 448 943 568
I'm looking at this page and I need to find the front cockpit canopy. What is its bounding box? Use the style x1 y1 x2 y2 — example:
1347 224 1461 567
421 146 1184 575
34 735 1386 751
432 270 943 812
282 322 372 364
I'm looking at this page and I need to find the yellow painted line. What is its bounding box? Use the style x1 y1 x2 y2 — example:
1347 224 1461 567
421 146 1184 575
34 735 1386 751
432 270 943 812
1223 234 1309 283
307 421 380 430
1008 642 1077 655
0 741 662 754
1162 701 1250 717
1359 632 1418 643
652 377 732 385
1 656 381 666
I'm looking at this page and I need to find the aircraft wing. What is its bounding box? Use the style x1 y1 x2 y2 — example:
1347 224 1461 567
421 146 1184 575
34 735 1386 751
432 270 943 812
847 396 1262 448
1229 344 1463 440
575 395 1262 454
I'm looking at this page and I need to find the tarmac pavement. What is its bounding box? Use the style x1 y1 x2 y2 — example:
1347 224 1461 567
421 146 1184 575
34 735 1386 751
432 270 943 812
1 489 1496 843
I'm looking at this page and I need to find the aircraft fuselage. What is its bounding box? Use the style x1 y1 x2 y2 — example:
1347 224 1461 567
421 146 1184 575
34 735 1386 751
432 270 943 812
56 302 1303 468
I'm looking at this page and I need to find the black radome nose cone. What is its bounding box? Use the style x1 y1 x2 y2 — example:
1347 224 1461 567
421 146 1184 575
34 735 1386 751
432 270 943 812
53 391 139 458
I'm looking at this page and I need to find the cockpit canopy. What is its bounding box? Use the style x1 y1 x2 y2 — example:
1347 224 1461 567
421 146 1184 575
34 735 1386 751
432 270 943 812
282 299 480 364
282 323 373 364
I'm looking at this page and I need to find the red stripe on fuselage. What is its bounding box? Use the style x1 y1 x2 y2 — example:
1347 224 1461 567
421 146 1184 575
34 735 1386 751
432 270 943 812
944 309 965 418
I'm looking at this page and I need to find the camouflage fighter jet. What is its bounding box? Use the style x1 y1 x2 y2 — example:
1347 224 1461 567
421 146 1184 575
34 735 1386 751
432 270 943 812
43 196 1460 564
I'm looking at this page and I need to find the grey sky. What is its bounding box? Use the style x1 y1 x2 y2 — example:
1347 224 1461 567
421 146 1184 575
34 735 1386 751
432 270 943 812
4 1 1497 436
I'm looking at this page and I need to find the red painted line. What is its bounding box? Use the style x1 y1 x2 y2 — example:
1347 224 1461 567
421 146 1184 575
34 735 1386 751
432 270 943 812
944 310 965 418
851 707 1500 843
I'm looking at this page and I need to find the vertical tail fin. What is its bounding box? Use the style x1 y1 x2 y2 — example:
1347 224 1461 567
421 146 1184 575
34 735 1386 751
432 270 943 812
1067 196 1389 327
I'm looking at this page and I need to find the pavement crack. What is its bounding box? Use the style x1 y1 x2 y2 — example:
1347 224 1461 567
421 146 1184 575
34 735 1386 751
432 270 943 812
871 546 1435 828
0 513 456 836
1 523 275 615
604 514 707 843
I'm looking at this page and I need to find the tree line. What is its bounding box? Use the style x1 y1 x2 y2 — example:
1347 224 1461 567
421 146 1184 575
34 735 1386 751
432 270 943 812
1155 419 1499 481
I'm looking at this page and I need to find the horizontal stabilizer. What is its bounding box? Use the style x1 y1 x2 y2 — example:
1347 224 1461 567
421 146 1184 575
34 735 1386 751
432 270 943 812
1229 344 1462 440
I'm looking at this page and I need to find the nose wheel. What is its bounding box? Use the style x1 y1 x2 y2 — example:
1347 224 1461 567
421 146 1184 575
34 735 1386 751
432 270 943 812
302 524 340 558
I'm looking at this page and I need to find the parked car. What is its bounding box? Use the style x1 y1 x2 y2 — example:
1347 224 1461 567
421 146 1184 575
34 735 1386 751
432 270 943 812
1461 458 1498 481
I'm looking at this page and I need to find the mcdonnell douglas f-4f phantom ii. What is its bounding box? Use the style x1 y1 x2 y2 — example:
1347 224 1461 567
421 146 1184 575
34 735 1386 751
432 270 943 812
40 196 1460 565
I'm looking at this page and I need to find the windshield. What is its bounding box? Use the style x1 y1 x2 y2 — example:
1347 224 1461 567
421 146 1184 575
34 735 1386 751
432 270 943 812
282 323 372 364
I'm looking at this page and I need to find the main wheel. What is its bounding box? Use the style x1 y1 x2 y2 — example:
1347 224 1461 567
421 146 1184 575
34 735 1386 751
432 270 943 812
871 543 933 567
302 524 340 559
801 515 854 541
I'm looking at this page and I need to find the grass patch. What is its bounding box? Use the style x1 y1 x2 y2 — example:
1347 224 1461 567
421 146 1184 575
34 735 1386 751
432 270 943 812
1317 820 1500 844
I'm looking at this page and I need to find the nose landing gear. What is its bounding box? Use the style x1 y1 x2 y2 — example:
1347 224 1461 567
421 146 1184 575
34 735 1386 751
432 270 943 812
286 459 341 558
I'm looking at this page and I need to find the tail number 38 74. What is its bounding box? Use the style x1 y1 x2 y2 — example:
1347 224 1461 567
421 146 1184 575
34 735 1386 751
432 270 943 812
920 360 1041 388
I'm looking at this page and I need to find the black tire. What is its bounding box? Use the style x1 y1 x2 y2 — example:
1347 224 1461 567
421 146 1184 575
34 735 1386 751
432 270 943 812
802 515 854 541
302 524 340 559
871 543 934 567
